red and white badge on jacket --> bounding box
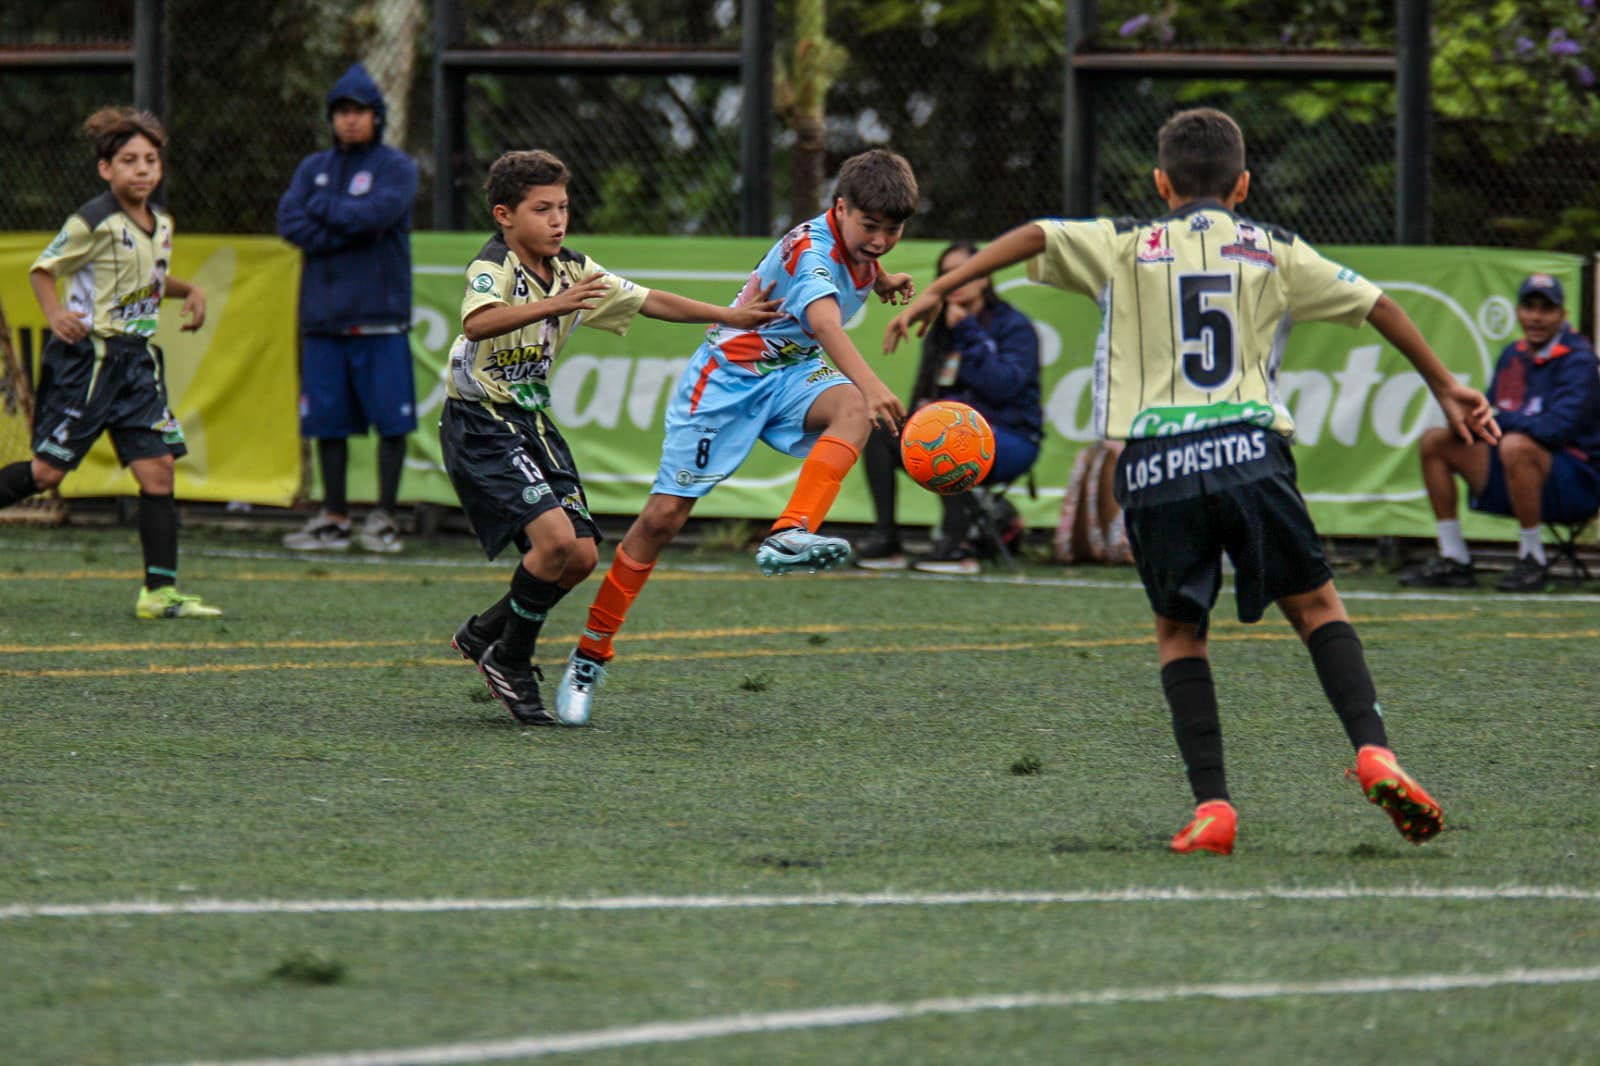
[348,171,373,196]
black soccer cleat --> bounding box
[1397,555,1477,588]
[477,642,557,726]
[452,614,493,664]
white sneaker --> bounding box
[555,649,606,726]
[754,524,853,576]
[283,511,351,551]
[357,509,403,553]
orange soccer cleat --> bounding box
[1171,800,1237,855]
[1355,745,1444,844]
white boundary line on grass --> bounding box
[8,884,1600,920]
[164,965,1600,1066]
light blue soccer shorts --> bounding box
[651,346,854,498]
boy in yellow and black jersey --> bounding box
[0,107,219,620]
[441,149,778,725]
[888,108,1502,855]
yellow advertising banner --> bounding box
[0,233,302,504]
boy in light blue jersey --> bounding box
[555,149,920,725]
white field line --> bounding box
[164,965,1600,1066]
[7,884,1600,921]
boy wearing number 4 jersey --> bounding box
[442,150,780,725]
[887,109,1502,854]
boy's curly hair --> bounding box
[834,149,918,222]
[83,107,166,161]
[485,150,569,213]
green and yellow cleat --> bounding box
[1355,745,1443,844]
[136,586,223,620]
[1171,799,1237,855]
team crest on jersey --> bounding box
[42,227,70,259]
[1188,214,1212,233]
[1220,222,1277,270]
[471,272,495,294]
[349,171,373,196]
[1137,225,1174,264]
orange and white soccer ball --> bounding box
[900,400,995,495]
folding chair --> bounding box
[1544,515,1595,582]
[965,471,1037,573]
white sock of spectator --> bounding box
[1436,519,1470,564]
[1518,527,1547,565]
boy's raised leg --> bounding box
[756,435,858,576]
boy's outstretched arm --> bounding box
[1367,293,1500,445]
[884,222,1047,352]
[640,288,781,331]
[807,296,904,431]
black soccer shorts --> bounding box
[31,335,187,470]
[439,397,601,560]
[1115,424,1332,629]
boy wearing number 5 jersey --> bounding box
[887,108,1502,855]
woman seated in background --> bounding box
[854,240,1043,574]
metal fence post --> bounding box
[134,0,164,117]
[432,0,465,230]
[739,0,775,236]
[1396,0,1431,244]
[1063,0,1097,217]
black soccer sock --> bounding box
[377,435,406,514]
[138,491,179,590]
[499,564,565,662]
[1161,657,1229,804]
[316,437,350,517]
[474,593,513,640]
[862,425,899,536]
[1307,621,1390,751]
[0,461,39,508]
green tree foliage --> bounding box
[1102,0,1600,252]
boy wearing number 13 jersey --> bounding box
[887,108,1503,854]
[440,149,781,725]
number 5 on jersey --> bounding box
[1178,273,1237,392]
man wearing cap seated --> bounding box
[1400,273,1600,593]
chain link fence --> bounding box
[1,0,1597,257]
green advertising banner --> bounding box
[5,225,1577,541]
[399,233,1583,539]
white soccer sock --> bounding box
[1518,527,1547,565]
[1436,519,1470,564]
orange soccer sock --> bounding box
[771,434,859,534]
[576,545,656,662]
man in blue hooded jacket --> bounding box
[278,63,419,553]
[1401,273,1600,592]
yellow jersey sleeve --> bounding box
[571,255,650,336]
[1026,218,1120,298]
[31,215,96,277]
[460,255,517,327]
[1280,239,1382,328]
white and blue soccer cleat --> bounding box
[754,523,853,576]
[555,649,607,726]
